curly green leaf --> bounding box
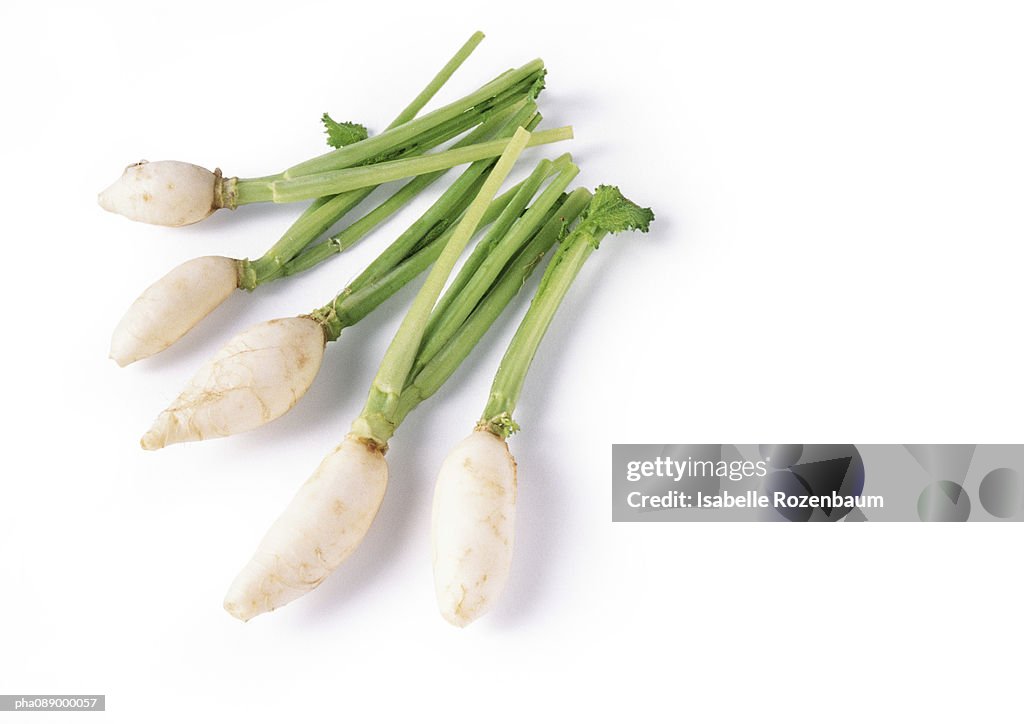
[577,185,655,247]
[322,114,370,149]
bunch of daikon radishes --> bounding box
[100,32,653,628]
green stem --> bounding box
[282,60,544,178]
[263,103,534,283]
[276,103,538,282]
[240,191,370,287]
[352,128,534,449]
[243,109,499,286]
[478,223,607,438]
[314,173,541,338]
[317,107,539,308]
[310,172,521,339]
[422,155,564,335]
[389,31,484,128]
[344,81,529,167]
[412,156,579,375]
[392,188,593,428]
[238,32,487,288]
[234,128,572,205]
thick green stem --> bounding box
[352,127,534,449]
[263,103,535,283]
[233,89,528,192]
[238,32,487,288]
[422,155,565,338]
[234,128,572,205]
[313,173,540,338]
[413,156,579,374]
[309,173,527,340]
[392,188,593,428]
[313,108,540,323]
[282,60,544,178]
[243,110,501,286]
[479,226,607,438]
[276,103,538,282]
[240,191,372,287]
[330,104,530,248]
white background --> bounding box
[1,1,1022,721]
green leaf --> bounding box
[578,185,655,243]
[322,113,369,149]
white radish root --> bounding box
[141,317,325,450]
[110,255,239,367]
[98,160,221,226]
[223,435,388,621]
[432,429,518,627]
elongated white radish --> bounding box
[223,436,387,621]
[98,160,221,226]
[432,429,517,627]
[141,317,325,450]
[110,255,239,367]
[429,186,654,627]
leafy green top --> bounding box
[575,185,655,247]
[321,114,369,149]
[533,186,653,301]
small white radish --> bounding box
[141,317,325,450]
[432,429,517,627]
[110,255,239,367]
[223,435,387,621]
[98,160,224,226]
[428,186,654,627]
